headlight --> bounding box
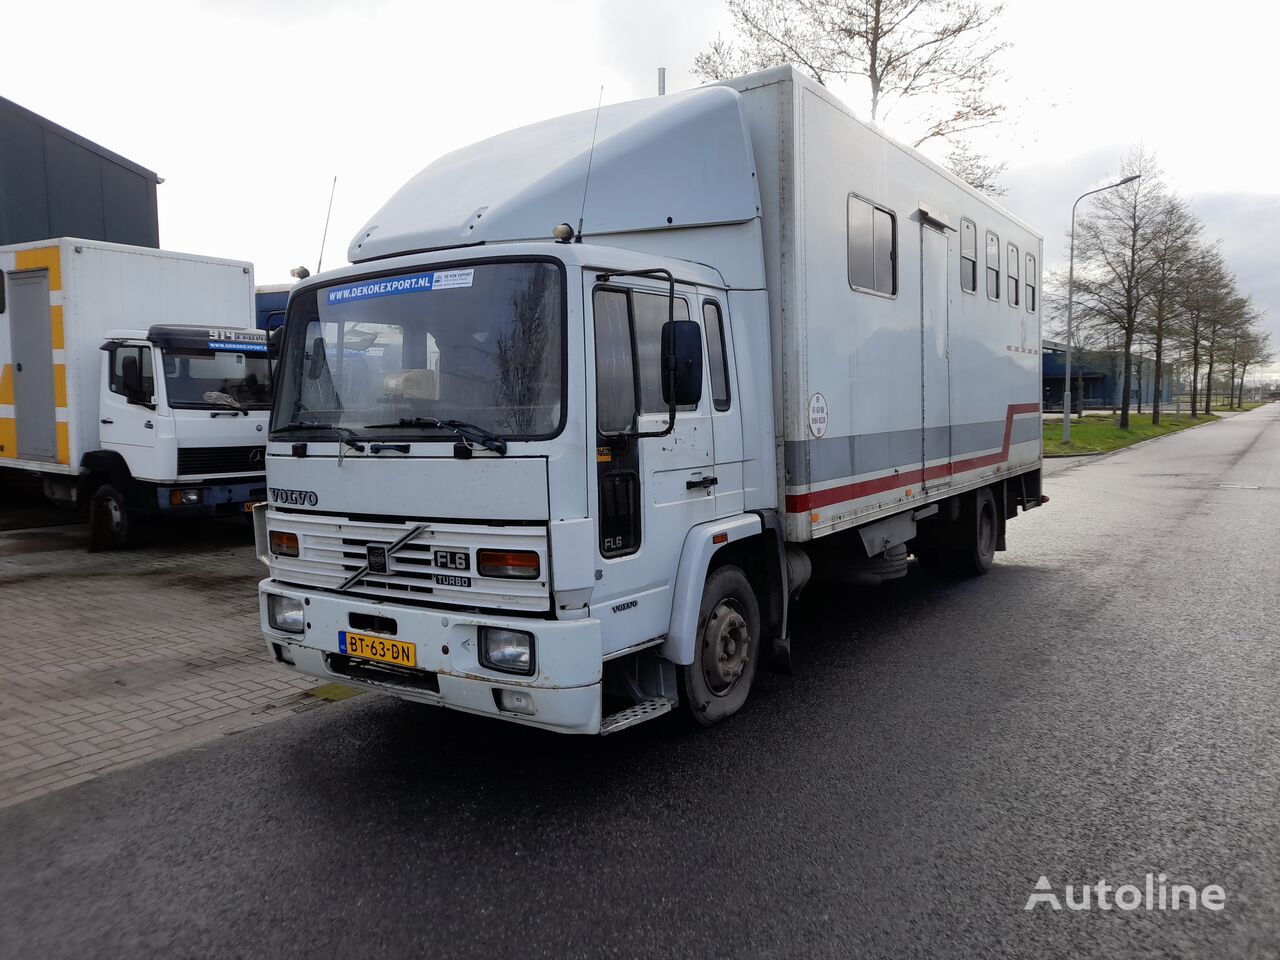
[479,627,535,675]
[169,488,203,505]
[268,594,305,633]
[476,549,540,579]
[269,530,299,557]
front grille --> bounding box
[268,513,551,613]
[326,654,440,693]
[178,445,265,476]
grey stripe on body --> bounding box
[786,415,1039,484]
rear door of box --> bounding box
[9,270,58,462]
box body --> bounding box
[728,70,1043,541]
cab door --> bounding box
[586,275,716,655]
[697,290,745,517]
[99,341,162,479]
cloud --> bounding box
[999,154,1280,360]
[595,0,731,95]
[1190,193,1280,343]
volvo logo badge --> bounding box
[338,524,428,591]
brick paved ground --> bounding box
[0,520,330,809]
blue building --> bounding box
[1042,340,1172,412]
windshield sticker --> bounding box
[207,328,266,343]
[431,269,474,290]
[208,340,268,352]
[326,268,475,306]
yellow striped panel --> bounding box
[56,421,69,464]
[0,364,12,405]
[0,418,14,459]
[14,246,61,290]
[50,305,64,350]
[52,364,67,407]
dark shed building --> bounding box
[0,96,160,248]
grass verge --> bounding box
[1042,413,1213,456]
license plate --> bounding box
[338,630,416,667]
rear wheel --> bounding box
[88,483,135,551]
[952,487,997,576]
[679,565,761,727]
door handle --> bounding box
[686,475,719,490]
[144,421,154,429]
[100,418,114,425]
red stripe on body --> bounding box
[786,402,1040,513]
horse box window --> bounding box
[848,195,897,296]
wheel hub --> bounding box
[701,601,751,696]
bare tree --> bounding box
[693,0,1010,192]
[945,141,1007,196]
[1170,243,1230,419]
[1068,148,1165,429]
[1138,194,1200,424]
[1221,308,1269,409]
[1202,292,1249,415]
[1235,328,1272,406]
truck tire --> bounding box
[952,487,997,576]
[88,483,135,551]
[679,564,761,727]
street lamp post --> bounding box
[1062,174,1140,443]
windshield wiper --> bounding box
[365,417,508,455]
[275,421,366,452]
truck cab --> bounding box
[85,324,271,547]
[258,244,768,734]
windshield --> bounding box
[271,260,564,439]
[162,347,272,409]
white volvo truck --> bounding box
[0,238,270,548]
[256,67,1044,734]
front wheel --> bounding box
[679,565,761,727]
[88,483,135,551]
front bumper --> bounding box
[154,478,267,516]
[258,580,603,734]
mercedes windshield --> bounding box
[272,260,565,441]
[147,327,273,411]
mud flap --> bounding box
[765,632,793,674]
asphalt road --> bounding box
[3,406,1277,960]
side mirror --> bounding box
[269,326,285,361]
[661,319,703,407]
[120,354,146,404]
[306,336,326,380]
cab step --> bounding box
[600,697,676,735]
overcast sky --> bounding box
[2,0,1276,372]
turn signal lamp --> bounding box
[477,549,540,580]
[269,530,300,557]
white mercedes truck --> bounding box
[0,238,270,549]
[256,67,1044,734]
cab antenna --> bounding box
[576,87,604,243]
[317,175,337,273]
